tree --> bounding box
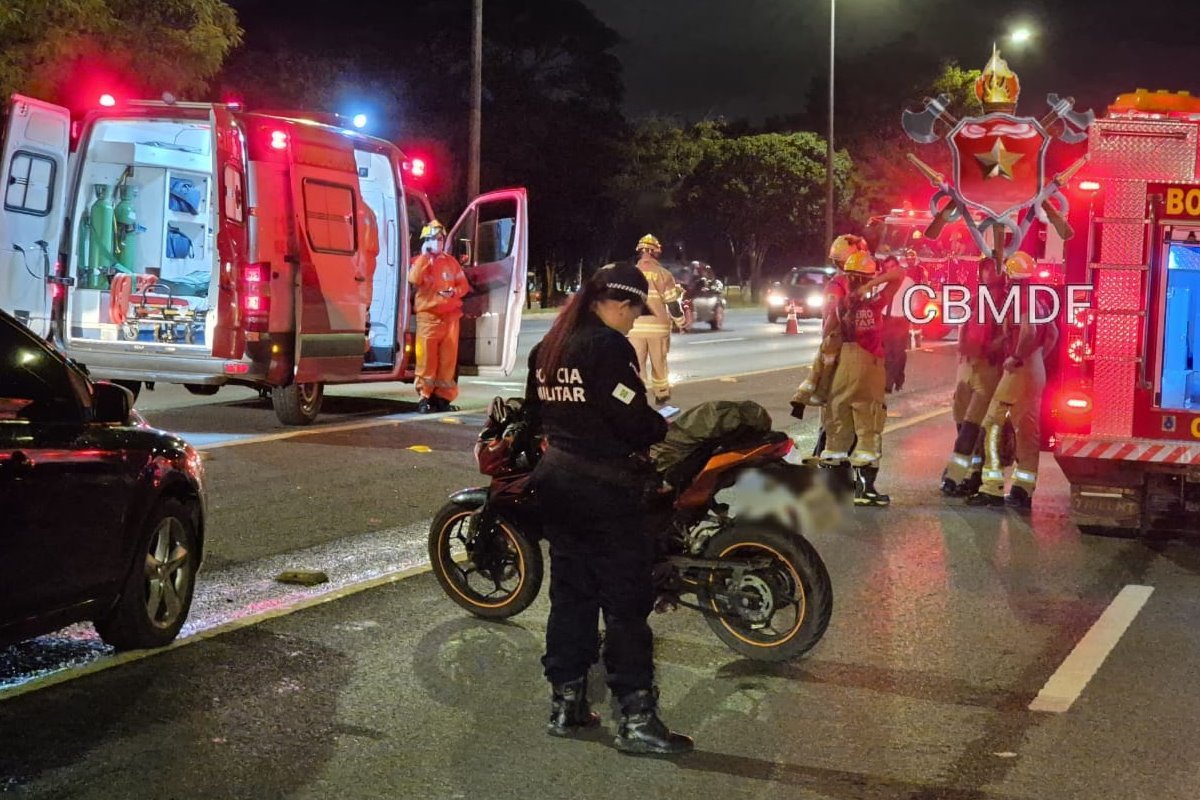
[681,132,854,299]
[0,0,242,105]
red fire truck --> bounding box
[0,94,528,424]
[1049,88,1200,532]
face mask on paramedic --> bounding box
[423,236,445,254]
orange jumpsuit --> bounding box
[408,252,470,402]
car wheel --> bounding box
[768,312,779,323]
[94,497,199,650]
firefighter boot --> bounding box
[614,689,693,756]
[821,461,856,499]
[1005,486,1033,511]
[965,490,1005,507]
[547,677,600,737]
[961,471,982,497]
[417,396,433,414]
[854,467,890,507]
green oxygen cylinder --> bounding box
[114,184,139,274]
[87,184,115,288]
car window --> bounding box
[0,319,89,422]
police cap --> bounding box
[595,262,654,315]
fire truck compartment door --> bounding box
[288,142,370,384]
[448,188,528,376]
[0,96,70,338]
[210,105,248,360]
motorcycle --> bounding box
[428,398,840,662]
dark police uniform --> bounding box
[525,311,668,698]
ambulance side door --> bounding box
[447,188,528,376]
[0,96,70,338]
[211,106,249,360]
[288,131,369,383]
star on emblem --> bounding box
[974,137,1024,180]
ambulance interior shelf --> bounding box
[1159,235,1200,410]
[67,119,216,348]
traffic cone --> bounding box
[784,300,799,335]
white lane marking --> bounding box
[882,406,951,434]
[471,380,526,387]
[684,337,748,346]
[192,409,476,451]
[1029,584,1155,713]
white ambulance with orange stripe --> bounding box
[0,93,528,424]
[1049,89,1200,532]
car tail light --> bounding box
[240,262,270,332]
[224,361,250,375]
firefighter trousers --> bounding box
[821,343,886,468]
[980,354,1046,497]
[415,311,461,402]
[630,333,671,400]
[533,464,656,697]
[945,357,1001,483]
[792,331,841,407]
[883,316,910,391]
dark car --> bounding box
[1,310,206,649]
[766,266,836,322]
[667,262,727,331]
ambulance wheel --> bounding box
[185,384,220,397]
[272,382,323,425]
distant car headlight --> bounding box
[768,294,786,307]
[806,293,824,308]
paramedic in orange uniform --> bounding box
[408,221,471,413]
[357,202,381,352]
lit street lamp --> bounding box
[1009,26,1034,45]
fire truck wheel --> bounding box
[94,497,199,650]
[272,382,324,425]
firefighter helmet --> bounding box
[1004,251,1037,280]
[420,220,447,240]
[828,234,866,265]
[636,234,662,254]
[902,248,919,263]
[843,251,878,276]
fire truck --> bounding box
[1049,88,1200,533]
[0,94,528,424]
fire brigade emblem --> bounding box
[900,45,1095,261]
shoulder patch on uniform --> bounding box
[612,383,636,404]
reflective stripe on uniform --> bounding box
[820,450,849,461]
[951,454,972,468]
[970,456,983,466]
[1013,469,1037,483]
[850,452,880,466]
[983,469,1005,481]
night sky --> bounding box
[580,0,1199,122]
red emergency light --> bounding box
[411,158,426,177]
[270,130,288,150]
[1078,180,1101,192]
[240,263,271,332]
[98,94,116,107]
[1060,392,1093,414]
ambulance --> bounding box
[1049,89,1200,532]
[0,94,528,424]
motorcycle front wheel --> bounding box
[700,523,832,662]
[428,501,543,619]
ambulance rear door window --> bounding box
[302,179,357,255]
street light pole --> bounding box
[825,0,835,249]
[468,0,483,200]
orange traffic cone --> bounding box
[784,300,799,335]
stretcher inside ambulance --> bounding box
[0,95,528,424]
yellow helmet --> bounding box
[636,234,662,253]
[828,234,866,265]
[1004,250,1037,280]
[843,251,878,276]
[420,220,447,240]
[902,247,919,262]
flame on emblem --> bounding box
[975,44,1021,111]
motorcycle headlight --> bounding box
[768,294,786,306]
[806,293,824,308]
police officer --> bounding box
[820,251,906,505]
[941,257,1007,496]
[967,251,1058,509]
[627,235,686,404]
[524,262,693,756]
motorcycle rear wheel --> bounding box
[429,501,543,619]
[700,523,832,662]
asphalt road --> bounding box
[4,310,1200,798]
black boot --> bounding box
[1005,486,1033,510]
[614,689,693,755]
[547,678,600,737]
[821,461,856,499]
[854,466,890,506]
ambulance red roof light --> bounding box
[98,94,116,107]
[270,130,288,150]
[411,158,426,177]
[1079,180,1101,192]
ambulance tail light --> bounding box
[240,262,271,332]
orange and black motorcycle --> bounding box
[428,398,838,662]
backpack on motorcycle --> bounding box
[650,400,773,489]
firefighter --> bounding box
[941,257,1007,496]
[967,251,1058,509]
[819,251,906,506]
[408,221,471,413]
[524,262,693,755]
[882,249,921,393]
[357,202,381,353]
[790,233,869,418]
[627,234,686,404]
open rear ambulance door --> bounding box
[0,96,70,338]
[448,188,528,376]
[210,105,249,360]
[287,128,371,385]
